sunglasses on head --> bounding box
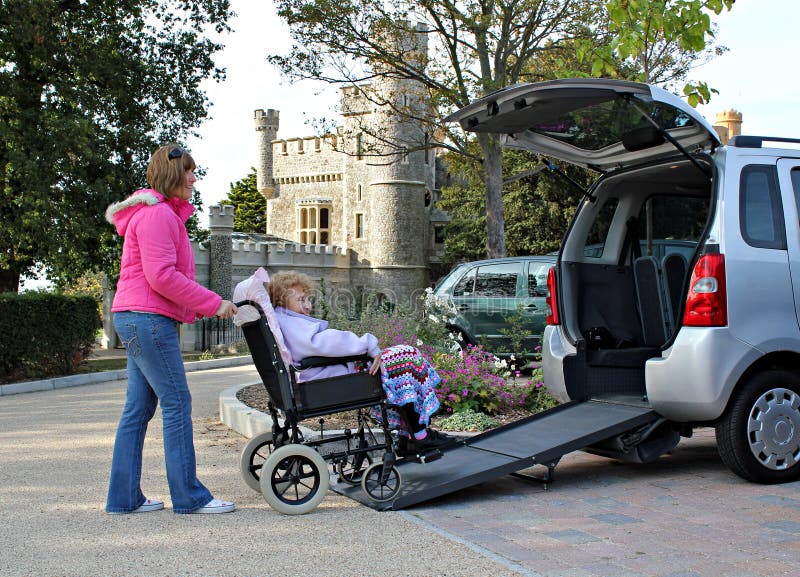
[168,147,188,160]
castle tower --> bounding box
[714,109,742,145]
[254,109,279,196]
[343,23,433,301]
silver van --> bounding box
[447,78,800,483]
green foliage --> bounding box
[224,168,266,233]
[437,409,498,432]
[580,0,734,99]
[438,149,586,264]
[0,292,101,381]
[186,188,211,244]
[316,287,559,420]
[0,0,232,290]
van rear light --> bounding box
[546,266,559,325]
[683,254,727,327]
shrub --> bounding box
[315,290,559,418]
[437,408,498,432]
[0,292,100,381]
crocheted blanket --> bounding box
[364,344,441,434]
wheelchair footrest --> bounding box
[412,448,442,464]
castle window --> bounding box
[297,139,304,154]
[357,183,363,202]
[434,224,445,244]
[424,133,430,165]
[315,137,321,151]
[297,200,333,245]
[400,146,409,164]
[355,213,364,239]
[355,133,363,160]
[281,141,287,155]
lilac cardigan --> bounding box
[274,307,381,382]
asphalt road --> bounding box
[0,365,521,577]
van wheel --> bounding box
[716,370,800,484]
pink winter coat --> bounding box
[106,189,221,323]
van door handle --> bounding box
[456,304,470,311]
[523,304,537,310]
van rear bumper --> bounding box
[646,327,760,422]
[542,325,574,404]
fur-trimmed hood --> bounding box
[105,189,195,236]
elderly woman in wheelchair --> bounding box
[233,268,453,514]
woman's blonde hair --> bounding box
[268,271,314,308]
[146,143,197,198]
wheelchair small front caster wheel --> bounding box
[260,444,330,515]
[336,452,374,485]
[361,462,402,503]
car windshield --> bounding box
[530,98,694,151]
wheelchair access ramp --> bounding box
[333,400,658,511]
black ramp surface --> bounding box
[333,400,657,510]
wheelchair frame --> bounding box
[236,300,406,514]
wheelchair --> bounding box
[235,301,442,514]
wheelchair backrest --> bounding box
[238,302,295,412]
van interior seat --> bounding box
[633,256,669,346]
[661,253,688,328]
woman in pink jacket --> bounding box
[105,144,237,515]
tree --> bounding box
[270,0,730,261]
[581,0,734,105]
[0,0,233,293]
[270,0,602,260]
[438,146,587,264]
[223,168,266,233]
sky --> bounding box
[186,0,800,226]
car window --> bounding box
[528,262,552,297]
[790,167,800,221]
[452,267,476,296]
[584,197,619,258]
[474,262,521,297]
[636,195,707,256]
[739,164,786,250]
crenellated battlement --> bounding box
[254,108,279,129]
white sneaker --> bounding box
[191,498,235,514]
[108,498,164,514]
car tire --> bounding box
[716,369,800,484]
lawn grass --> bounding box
[75,352,244,374]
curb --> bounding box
[0,355,253,397]
[219,382,272,438]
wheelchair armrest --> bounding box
[298,354,373,369]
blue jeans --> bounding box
[106,312,213,513]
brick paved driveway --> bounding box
[403,429,800,577]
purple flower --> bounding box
[462,388,469,397]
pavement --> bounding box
[2,363,800,576]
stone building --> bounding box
[254,23,449,309]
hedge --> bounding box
[0,292,101,382]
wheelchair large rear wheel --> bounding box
[361,462,402,503]
[239,432,278,492]
[260,444,330,515]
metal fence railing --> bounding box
[199,317,244,351]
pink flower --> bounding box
[462,388,469,397]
